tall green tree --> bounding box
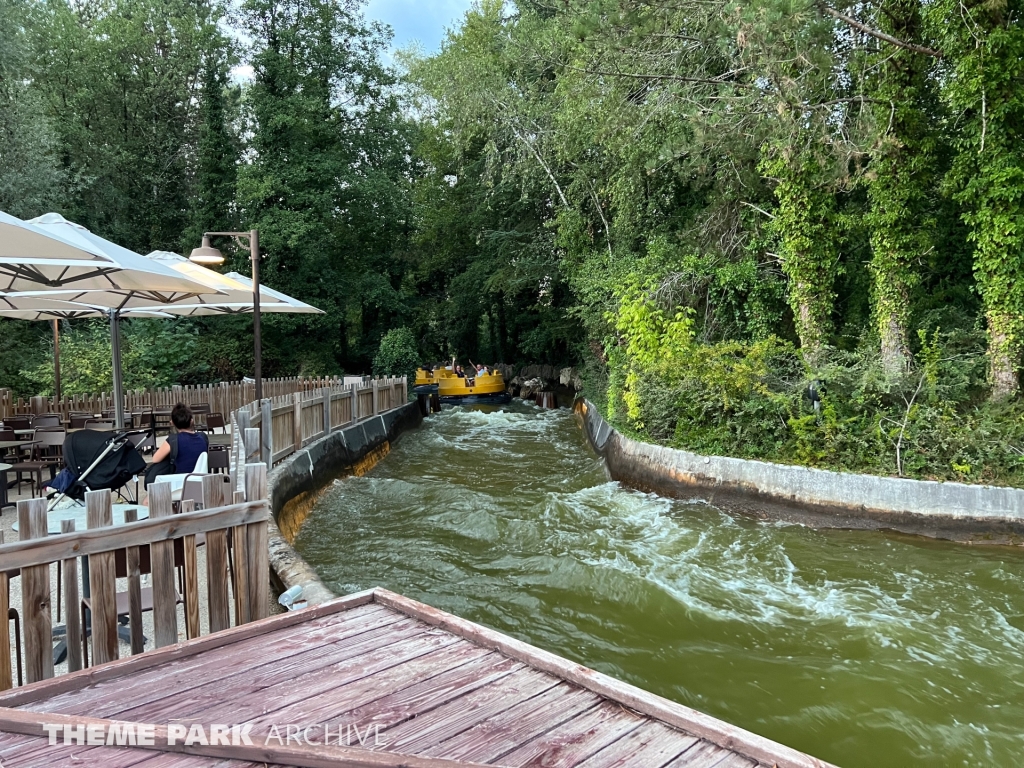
[236,0,414,373]
[183,54,239,252]
[30,0,229,251]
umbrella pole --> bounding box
[109,309,125,429]
[52,319,62,406]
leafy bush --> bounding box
[372,327,421,386]
[605,287,1024,487]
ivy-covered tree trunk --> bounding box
[931,1,1024,397]
[761,146,838,366]
[865,0,933,378]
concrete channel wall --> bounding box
[576,400,1024,543]
[265,402,423,603]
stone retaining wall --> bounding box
[575,400,1024,544]
[265,402,423,603]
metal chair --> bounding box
[2,417,30,432]
[208,446,230,474]
[11,427,65,496]
[69,415,92,429]
[203,413,226,434]
[32,414,61,428]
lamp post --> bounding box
[190,230,263,402]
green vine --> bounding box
[864,0,934,376]
[930,1,1024,396]
[759,144,839,365]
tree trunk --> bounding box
[879,312,911,377]
[988,316,1020,399]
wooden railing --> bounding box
[229,377,408,473]
[0,464,270,689]
[0,376,353,420]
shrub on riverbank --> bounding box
[603,292,1024,488]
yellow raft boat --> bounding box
[437,370,511,405]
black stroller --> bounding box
[48,428,148,509]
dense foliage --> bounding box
[1,0,1022,485]
[402,0,1024,485]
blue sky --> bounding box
[365,0,474,54]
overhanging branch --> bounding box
[817,3,943,58]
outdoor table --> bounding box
[0,439,39,469]
[0,439,39,451]
[12,502,150,535]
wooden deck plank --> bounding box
[31,603,399,715]
[130,756,269,768]
[380,668,562,754]
[117,624,457,724]
[335,652,526,732]
[0,736,158,768]
[572,721,699,768]
[241,642,500,738]
[421,685,600,763]
[496,701,649,768]
[665,740,755,768]
[0,589,377,713]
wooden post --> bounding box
[244,463,270,622]
[59,520,83,673]
[123,508,144,655]
[147,483,178,648]
[203,476,231,633]
[260,398,272,467]
[292,391,302,451]
[372,379,380,416]
[231,518,251,625]
[18,499,53,683]
[244,428,260,464]
[322,387,331,435]
[0,531,10,690]
[85,490,117,666]
[180,499,200,640]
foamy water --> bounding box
[296,403,1024,767]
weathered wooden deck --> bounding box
[0,589,835,768]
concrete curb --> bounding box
[265,403,424,603]
[574,400,1024,543]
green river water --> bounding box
[294,404,1024,767]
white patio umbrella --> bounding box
[0,211,114,292]
[1,214,222,427]
[117,260,324,316]
[0,297,173,321]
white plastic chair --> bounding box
[150,452,208,500]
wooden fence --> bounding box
[0,464,270,690]
[0,376,356,421]
[229,377,408,474]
